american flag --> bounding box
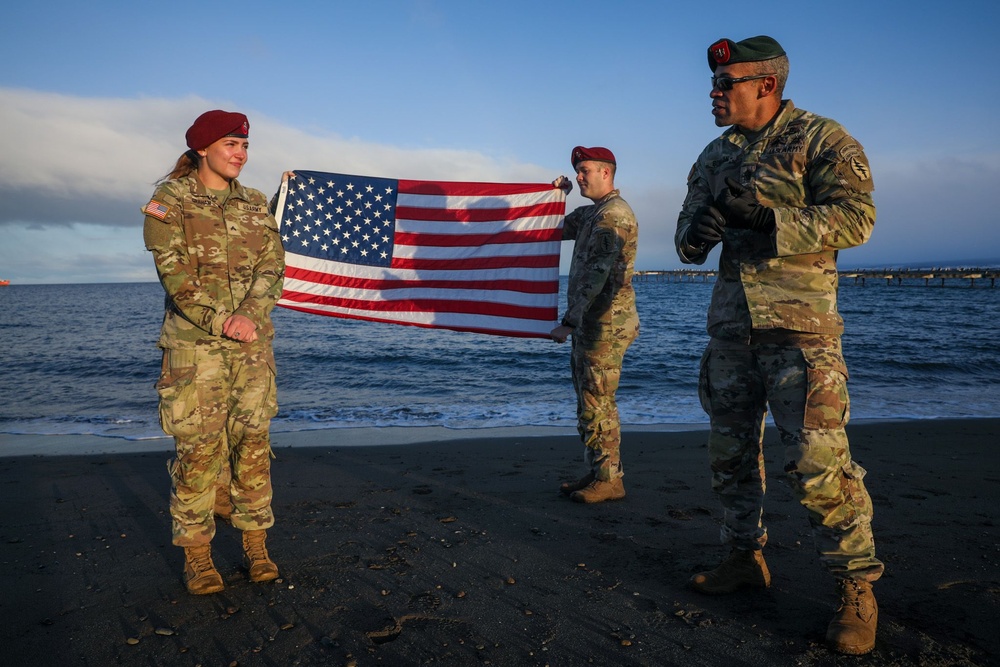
[274,170,566,338]
[143,200,169,220]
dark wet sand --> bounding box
[1,419,997,666]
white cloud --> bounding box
[0,87,563,283]
[0,89,195,200]
[0,87,552,229]
[1,87,996,285]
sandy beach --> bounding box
[1,419,997,666]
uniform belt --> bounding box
[749,329,795,345]
[749,329,837,347]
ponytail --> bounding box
[156,150,200,184]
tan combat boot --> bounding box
[242,530,279,582]
[690,548,771,595]
[183,545,224,595]
[570,477,626,504]
[827,579,878,655]
[214,485,233,523]
[560,471,595,495]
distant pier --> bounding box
[842,268,998,288]
[635,268,997,287]
[634,270,717,282]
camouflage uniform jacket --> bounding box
[142,174,285,349]
[675,100,875,340]
[562,189,639,339]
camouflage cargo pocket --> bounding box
[258,355,279,423]
[838,460,872,525]
[697,347,713,416]
[801,347,850,430]
[155,349,199,437]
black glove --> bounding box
[685,205,726,247]
[716,177,775,233]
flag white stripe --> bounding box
[395,214,564,235]
[396,190,562,209]
[392,241,559,259]
[285,251,557,281]
[282,277,556,307]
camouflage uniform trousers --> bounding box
[697,332,883,581]
[157,343,278,547]
[571,330,636,482]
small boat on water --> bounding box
[0,279,9,286]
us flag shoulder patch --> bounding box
[144,200,170,220]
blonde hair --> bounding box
[157,150,200,184]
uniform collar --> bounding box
[185,172,249,202]
[595,188,621,205]
[724,99,796,146]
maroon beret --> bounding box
[185,110,250,150]
[571,145,616,167]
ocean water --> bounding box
[1,278,998,445]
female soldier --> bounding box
[142,110,285,595]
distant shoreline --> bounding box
[3,263,1000,287]
[2,416,997,457]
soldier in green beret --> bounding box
[675,36,883,654]
[142,110,286,595]
[551,146,640,504]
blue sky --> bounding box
[1,0,997,284]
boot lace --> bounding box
[837,579,871,616]
[244,534,269,563]
[189,548,215,574]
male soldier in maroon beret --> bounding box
[675,35,882,654]
[551,147,639,503]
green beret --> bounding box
[708,35,785,71]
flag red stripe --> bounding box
[389,254,558,270]
[276,302,551,338]
[394,227,562,247]
[396,201,564,223]
[398,180,556,196]
[284,265,558,294]
[279,289,556,320]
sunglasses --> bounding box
[711,73,774,91]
